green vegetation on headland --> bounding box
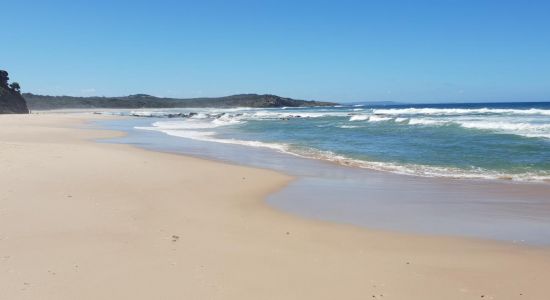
[0,70,29,114]
[24,93,337,110]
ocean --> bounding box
[116,101,550,182]
[97,102,550,244]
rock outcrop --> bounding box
[0,70,29,114]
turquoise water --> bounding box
[120,102,550,182]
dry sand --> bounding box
[1,113,549,300]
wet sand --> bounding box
[102,117,550,245]
[1,113,550,299]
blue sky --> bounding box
[2,0,549,102]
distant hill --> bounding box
[0,70,29,114]
[24,93,337,110]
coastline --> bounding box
[100,116,550,245]
[2,113,550,299]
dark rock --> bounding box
[0,70,29,114]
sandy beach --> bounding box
[1,113,550,300]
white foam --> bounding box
[349,114,393,122]
[394,117,408,123]
[373,107,550,116]
[128,105,550,182]
[303,150,549,181]
[280,146,550,182]
[211,114,245,126]
[368,115,392,122]
[135,122,550,182]
[349,115,369,121]
[247,111,347,119]
[137,115,290,153]
[129,110,170,117]
[138,125,289,152]
[457,121,550,138]
[149,115,245,131]
[397,117,550,139]
[407,118,448,126]
[458,120,549,131]
[189,113,209,119]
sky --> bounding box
[2,0,550,103]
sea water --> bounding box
[97,102,550,244]
[117,101,550,182]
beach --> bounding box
[2,113,550,300]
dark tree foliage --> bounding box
[0,69,29,114]
[0,70,9,88]
[9,82,21,93]
[23,93,338,110]
[0,70,22,93]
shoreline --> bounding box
[79,114,550,249]
[2,113,550,299]
[92,104,550,183]
[35,107,550,184]
[98,115,550,245]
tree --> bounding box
[9,82,21,93]
[0,70,9,88]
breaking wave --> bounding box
[122,102,550,183]
[372,107,550,116]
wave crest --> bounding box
[372,107,550,116]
